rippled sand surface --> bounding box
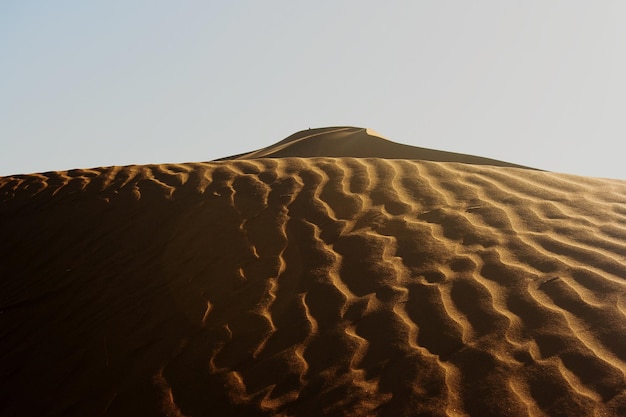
[1,128,625,416]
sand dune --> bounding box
[1,128,625,416]
[217,126,533,169]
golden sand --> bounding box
[1,127,625,416]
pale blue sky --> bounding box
[2,1,625,179]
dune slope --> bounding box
[1,132,626,417]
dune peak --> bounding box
[217,126,533,169]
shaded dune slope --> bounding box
[217,126,533,169]
[1,134,626,417]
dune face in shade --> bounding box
[1,128,625,417]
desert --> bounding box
[1,127,625,416]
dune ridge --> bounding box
[1,151,625,416]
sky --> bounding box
[2,1,626,179]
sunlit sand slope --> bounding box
[1,158,625,417]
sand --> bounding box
[1,127,625,416]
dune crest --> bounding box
[1,130,625,416]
